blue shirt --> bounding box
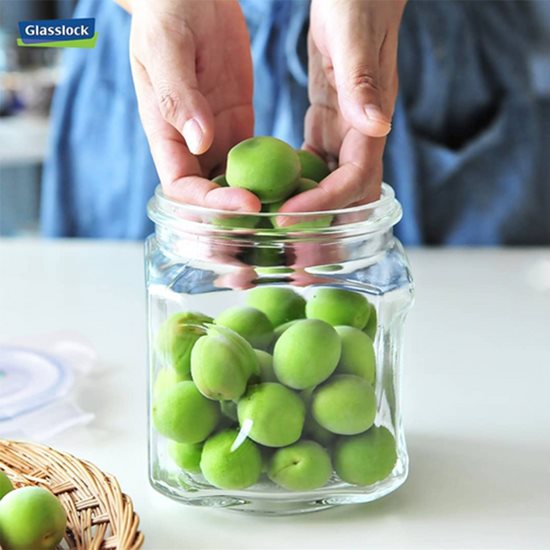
[41,0,550,244]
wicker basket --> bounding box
[0,440,144,550]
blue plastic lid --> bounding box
[0,346,73,421]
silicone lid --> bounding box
[0,346,73,420]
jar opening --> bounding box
[147,183,402,238]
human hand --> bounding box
[280,0,406,218]
[129,0,261,212]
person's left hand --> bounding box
[278,0,406,221]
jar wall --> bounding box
[145,231,414,514]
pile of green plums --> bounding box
[212,136,333,229]
[152,286,397,492]
[0,473,67,550]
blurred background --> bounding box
[0,0,549,244]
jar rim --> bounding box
[148,182,402,236]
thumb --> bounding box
[329,31,391,138]
[141,22,214,155]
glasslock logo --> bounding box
[17,18,98,48]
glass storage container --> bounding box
[146,183,414,514]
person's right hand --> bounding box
[129,0,261,212]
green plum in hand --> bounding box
[297,150,330,182]
[226,137,300,203]
[334,426,397,486]
[0,487,66,550]
[200,429,262,489]
[268,440,332,491]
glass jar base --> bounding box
[149,467,408,516]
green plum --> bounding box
[200,429,262,489]
[246,287,306,327]
[156,312,212,378]
[237,383,305,447]
[0,487,67,550]
[168,441,203,474]
[254,349,277,382]
[297,150,330,182]
[226,136,300,203]
[303,413,335,447]
[335,326,376,383]
[306,288,371,329]
[153,367,187,399]
[273,319,341,389]
[364,304,378,340]
[334,426,397,486]
[212,174,228,187]
[268,440,332,491]
[191,324,259,400]
[220,400,238,422]
[215,306,273,349]
[0,472,13,500]
[152,381,220,443]
[312,375,376,435]
[271,320,300,345]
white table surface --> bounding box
[0,240,549,549]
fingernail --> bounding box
[183,118,203,154]
[364,105,392,135]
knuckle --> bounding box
[348,68,380,93]
[157,87,181,123]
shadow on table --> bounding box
[208,433,548,527]
[303,433,549,524]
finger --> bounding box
[327,17,391,137]
[131,58,260,212]
[278,130,384,223]
[134,19,215,155]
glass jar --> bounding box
[146,183,414,515]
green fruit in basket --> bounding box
[297,150,330,182]
[364,304,378,340]
[153,367,188,399]
[312,375,376,435]
[215,306,273,350]
[334,426,397,486]
[226,137,300,203]
[254,349,277,382]
[306,288,371,329]
[168,441,203,474]
[191,325,259,400]
[237,383,305,447]
[246,287,306,327]
[212,174,228,187]
[335,326,376,384]
[152,381,220,443]
[268,440,332,491]
[0,472,13,500]
[273,319,341,389]
[200,428,262,489]
[156,312,212,379]
[0,486,67,550]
